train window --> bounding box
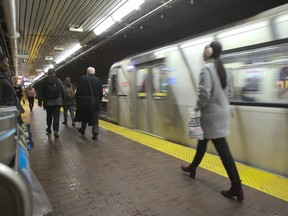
[152,65,168,98]
[137,68,148,97]
[222,43,288,106]
[110,74,117,95]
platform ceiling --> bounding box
[0,0,287,83]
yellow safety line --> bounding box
[99,120,288,202]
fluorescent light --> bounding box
[55,43,82,64]
[217,21,268,39]
[180,36,213,48]
[93,17,115,35]
[112,0,145,21]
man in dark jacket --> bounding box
[75,67,103,140]
[0,53,17,106]
[38,68,66,138]
[0,52,24,124]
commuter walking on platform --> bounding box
[62,77,76,126]
[75,67,103,140]
[181,41,244,201]
[26,84,36,112]
[14,85,23,103]
[0,52,25,124]
[38,68,66,138]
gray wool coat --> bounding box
[195,60,233,139]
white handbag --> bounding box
[188,108,203,140]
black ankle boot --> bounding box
[221,180,244,201]
[180,164,196,179]
[77,127,85,135]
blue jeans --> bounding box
[63,104,75,123]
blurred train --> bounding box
[106,4,288,177]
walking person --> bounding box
[38,68,66,138]
[14,84,23,104]
[0,52,24,124]
[26,84,36,112]
[180,41,244,201]
[75,67,103,140]
[62,77,76,126]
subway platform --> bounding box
[21,104,288,216]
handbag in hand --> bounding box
[187,108,203,140]
[76,76,95,111]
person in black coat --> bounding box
[75,67,103,140]
[0,53,17,106]
[0,52,23,124]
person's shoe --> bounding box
[221,180,244,201]
[77,127,85,135]
[54,131,60,138]
[72,122,75,127]
[46,128,52,134]
[180,164,196,179]
[62,121,67,125]
[92,133,98,140]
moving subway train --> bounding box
[106,5,288,177]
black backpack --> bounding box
[44,76,60,98]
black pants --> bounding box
[46,105,61,132]
[191,138,240,182]
[79,110,99,136]
[28,96,34,110]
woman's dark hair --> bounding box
[210,41,226,89]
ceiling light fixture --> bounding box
[112,0,145,21]
[93,17,115,35]
[93,0,145,36]
[55,43,82,64]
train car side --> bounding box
[107,5,288,177]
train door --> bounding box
[135,61,168,136]
[107,66,132,127]
[117,67,131,127]
[107,68,118,123]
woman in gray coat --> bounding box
[181,41,244,201]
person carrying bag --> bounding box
[74,67,103,140]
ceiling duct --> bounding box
[2,0,20,76]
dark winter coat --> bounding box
[74,74,103,125]
[0,71,17,106]
[38,75,66,107]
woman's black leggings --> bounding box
[191,138,240,182]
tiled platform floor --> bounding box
[22,105,288,216]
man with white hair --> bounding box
[75,66,103,140]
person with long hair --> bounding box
[181,41,244,201]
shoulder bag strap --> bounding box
[86,76,94,97]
